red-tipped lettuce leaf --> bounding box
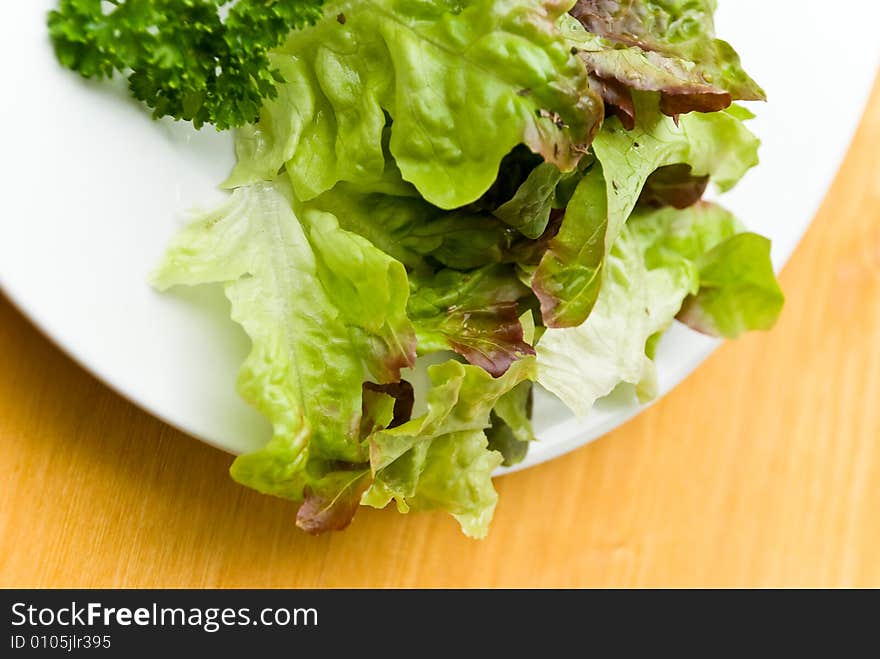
[297,470,373,535]
[566,1,765,121]
[408,265,536,377]
[531,93,760,329]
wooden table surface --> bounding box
[2,79,879,589]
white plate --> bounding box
[1,1,878,471]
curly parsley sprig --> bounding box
[48,0,324,129]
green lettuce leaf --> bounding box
[537,201,781,415]
[637,201,785,337]
[537,211,694,415]
[408,265,535,377]
[487,381,535,466]
[363,381,416,430]
[296,468,374,534]
[677,234,785,338]
[306,180,515,272]
[485,418,529,468]
[530,162,607,328]
[296,385,400,534]
[225,0,602,209]
[472,145,546,211]
[152,179,417,531]
[493,381,535,444]
[363,358,536,538]
[532,93,760,327]
[492,162,565,239]
[566,1,764,120]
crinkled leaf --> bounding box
[632,203,783,338]
[401,213,516,271]
[363,381,416,430]
[474,145,547,212]
[636,200,743,263]
[533,93,759,327]
[493,163,565,239]
[307,180,515,272]
[152,179,416,506]
[596,94,759,237]
[504,208,566,267]
[493,381,535,444]
[487,381,535,467]
[532,163,608,327]
[363,358,536,538]
[408,265,536,377]
[297,469,373,534]
[566,1,764,120]
[296,384,400,534]
[678,234,785,338]
[537,214,695,415]
[537,201,781,415]
[306,181,432,270]
[486,419,529,468]
[226,0,602,209]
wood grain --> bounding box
[2,77,878,589]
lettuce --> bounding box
[537,202,782,415]
[408,265,535,376]
[629,202,785,338]
[363,358,536,538]
[639,164,710,210]
[226,0,602,209]
[677,234,785,338]
[152,179,416,531]
[532,93,760,328]
[148,0,782,537]
[566,1,764,122]
[487,381,535,466]
[492,163,566,239]
[306,180,514,271]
